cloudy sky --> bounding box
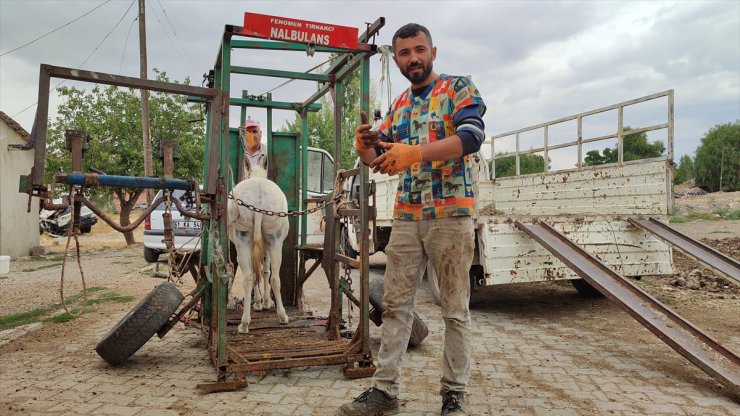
[1,0,738,167]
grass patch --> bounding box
[724,208,740,220]
[670,215,688,224]
[710,230,732,234]
[656,295,677,305]
[0,286,132,330]
[0,308,53,329]
[22,263,62,273]
[30,255,64,262]
[686,211,722,221]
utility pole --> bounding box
[719,147,725,192]
[138,0,153,206]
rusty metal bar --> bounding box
[515,220,740,397]
[629,218,740,283]
[81,195,165,233]
[339,167,361,178]
[45,64,216,97]
[228,354,349,373]
[158,284,206,338]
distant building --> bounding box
[0,111,40,257]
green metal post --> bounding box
[359,55,371,355]
[333,81,344,317]
[300,112,309,246]
[214,32,232,370]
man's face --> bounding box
[245,126,261,151]
[392,32,436,86]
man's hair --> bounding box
[392,23,432,50]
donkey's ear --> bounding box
[244,155,253,175]
[258,154,268,170]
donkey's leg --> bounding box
[261,255,275,309]
[266,242,289,324]
[234,231,255,333]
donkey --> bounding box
[227,155,289,333]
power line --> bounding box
[146,0,195,74]
[11,0,137,119]
[0,0,113,57]
[119,15,138,74]
[156,0,198,73]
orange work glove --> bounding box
[355,111,380,152]
[371,141,423,175]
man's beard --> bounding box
[402,61,433,84]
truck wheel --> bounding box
[368,277,428,348]
[570,279,605,298]
[144,247,160,263]
[95,282,184,366]
[425,262,441,306]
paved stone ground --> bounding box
[0,249,738,415]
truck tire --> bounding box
[143,247,160,264]
[95,282,184,366]
[570,279,605,298]
[368,277,428,348]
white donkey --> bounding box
[227,155,289,333]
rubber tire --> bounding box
[95,282,184,366]
[368,277,428,348]
[425,262,441,306]
[143,247,160,264]
[570,279,605,298]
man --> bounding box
[339,23,486,416]
[239,116,267,179]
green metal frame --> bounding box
[199,18,384,381]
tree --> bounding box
[46,70,205,244]
[493,153,548,177]
[584,127,665,166]
[282,63,379,169]
[694,121,739,192]
[673,154,695,185]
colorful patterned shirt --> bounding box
[377,74,486,220]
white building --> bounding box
[0,112,40,257]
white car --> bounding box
[143,189,202,263]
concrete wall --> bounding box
[0,114,40,258]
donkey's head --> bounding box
[245,154,268,179]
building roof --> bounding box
[0,111,31,142]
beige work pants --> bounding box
[373,216,475,398]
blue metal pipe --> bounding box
[56,172,195,191]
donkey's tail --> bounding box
[252,211,265,285]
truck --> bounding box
[342,91,676,304]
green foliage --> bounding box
[694,121,739,192]
[673,154,695,185]
[584,127,665,166]
[282,62,379,169]
[46,70,205,243]
[493,153,548,177]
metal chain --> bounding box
[344,263,353,327]
[228,171,348,217]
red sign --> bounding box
[241,12,359,49]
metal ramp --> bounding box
[515,220,740,398]
[628,217,740,283]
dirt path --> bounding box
[0,217,738,414]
